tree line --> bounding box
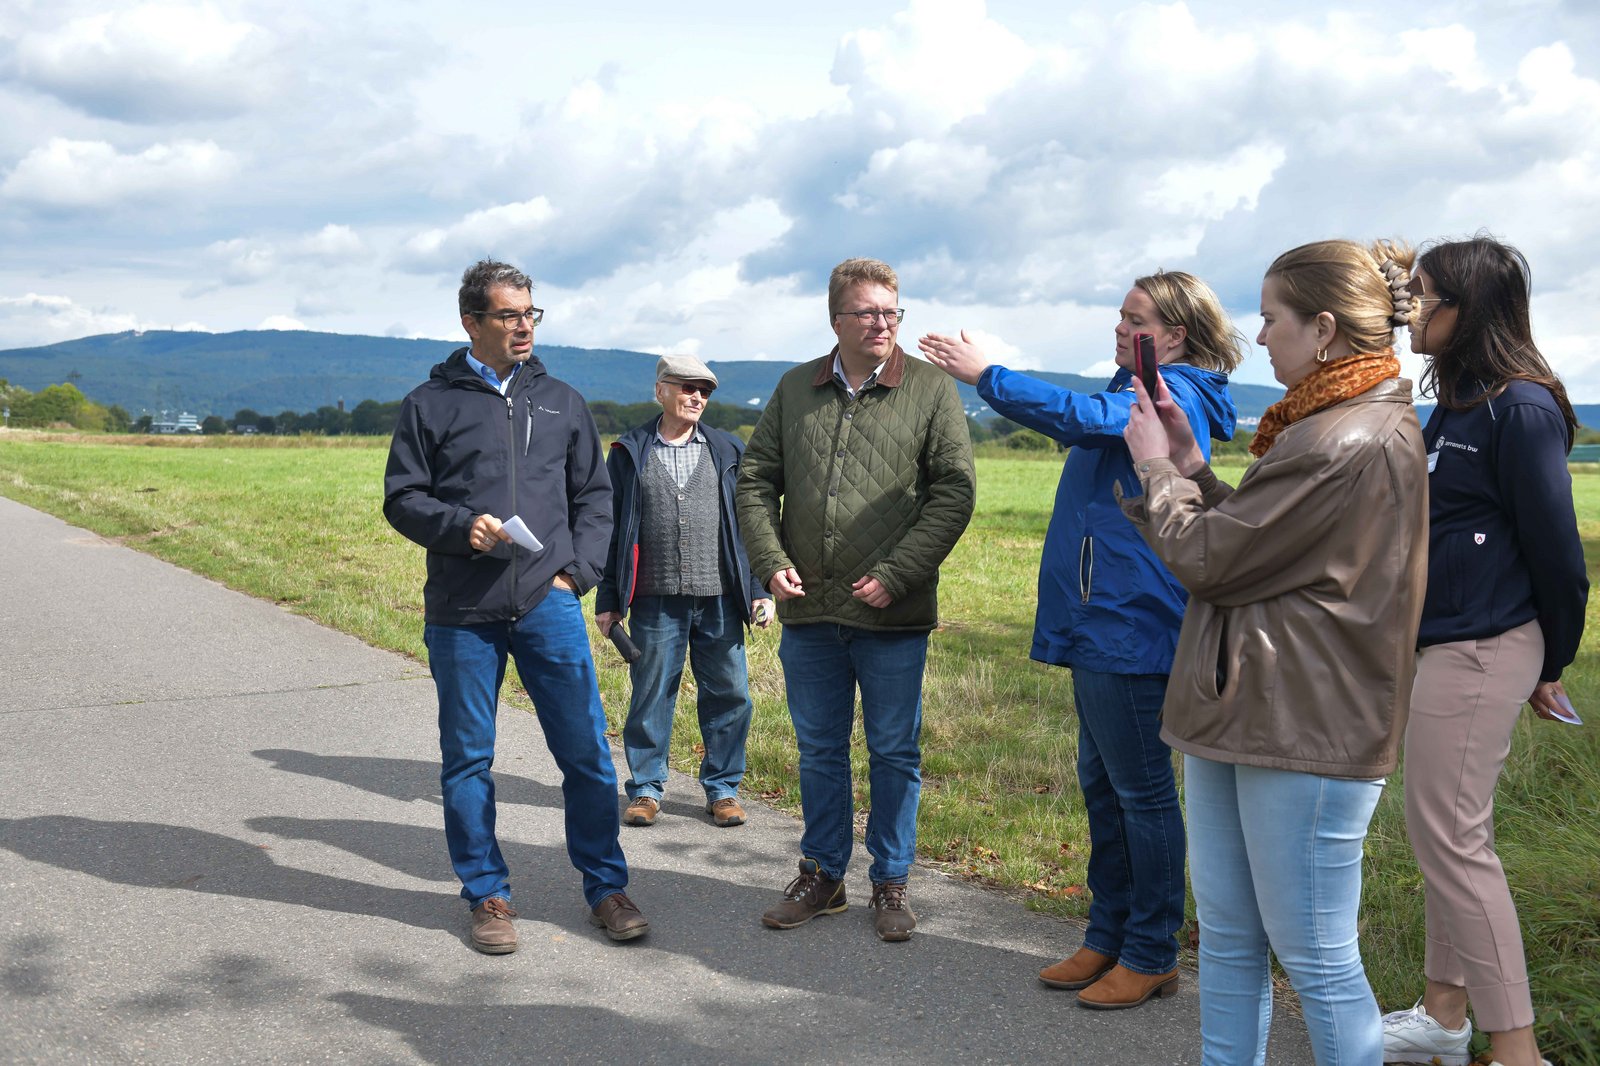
[1,377,1267,452]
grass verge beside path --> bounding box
[2,429,1596,1063]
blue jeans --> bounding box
[1071,668,1186,975]
[778,623,928,884]
[622,594,753,803]
[1185,754,1384,1066]
[424,588,629,910]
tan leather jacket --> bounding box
[1120,378,1428,778]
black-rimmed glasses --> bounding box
[474,307,545,328]
[834,308,905,325]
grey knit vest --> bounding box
[635,448,723,597]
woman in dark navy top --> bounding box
[1381,237,1587,1066]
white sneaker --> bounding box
[1381,999,1472,1066]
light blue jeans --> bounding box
[1184,755,1384,1066]
[622,593,752,804]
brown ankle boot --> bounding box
[1039,946,1116,989]
[1076,964,1179,1010]
[761,858,847,929]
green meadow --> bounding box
[2,431,1596,1062]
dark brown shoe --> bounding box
[869,881,916,942]
[469,897,518,955]
[623,796,659,826]
[1039,946,1116,989]
[1076,964,1180,1010]
[706,797,746,827]
[589,892,649,941]
[761,859,847,929]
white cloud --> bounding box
[9,2,276,121]
[0,138,236,208]
[256,314,305,331]
[0,292,209,348]
[397,199,557,271]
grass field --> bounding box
[2,429,1596,1062]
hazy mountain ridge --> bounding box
[9,327,1584,428]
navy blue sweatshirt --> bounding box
[1418,380,1588,682]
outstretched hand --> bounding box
[918,330,990,385]
[1123,372,1204,475]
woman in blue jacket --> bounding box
[919,271,1241,1009]
[1380,237,1586,1066]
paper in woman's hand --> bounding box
[1549,692,1583,726]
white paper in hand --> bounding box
[1549,692,1583,726]
[501,515,544,553]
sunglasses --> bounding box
[671,381,714,398]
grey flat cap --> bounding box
[655,354,718,388]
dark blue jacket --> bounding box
[978,362,1237,675]
[383,349,612,625]
[1418,380,1588,682]
[595,417,770,623]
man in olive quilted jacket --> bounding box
[736,257,975,942]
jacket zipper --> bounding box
[505,393,517,612]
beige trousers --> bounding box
[1404,619,1544,1032]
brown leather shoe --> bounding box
[761,859,847,929]
[706,797,746,827]
[1076,964,1180,1010]
[1039,946,1116,990]
[623,796,659,826]
[469,897,518,955]
[589,892,649,941]
[869,881,916,941]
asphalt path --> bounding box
[0,495,1315,1064]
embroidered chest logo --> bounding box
[538,405,561,415]
[1474,533,1487,545]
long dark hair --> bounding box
[1417,235,1577,449]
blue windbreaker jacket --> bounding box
[978,362,1237,675]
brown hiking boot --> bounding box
[1039,946,1116,989]
[869,881,916,941]
[1076,964,1180,1010]
[469,897,518,955]
[589,892,650,941]
[706,797,746,827]
[623,795,659,826]
[761,858,847,929]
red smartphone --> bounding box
[1133,333,1159,396]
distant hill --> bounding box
[7,326,1536,428]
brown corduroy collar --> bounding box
[808,344,908,390]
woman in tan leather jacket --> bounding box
[1121,239,1429,1065]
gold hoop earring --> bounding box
[1315,347,1329,364]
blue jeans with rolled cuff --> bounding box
[424,588,629,910]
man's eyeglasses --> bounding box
[671,381,714,399]
[834,307,905,326]
[474,307,545,328]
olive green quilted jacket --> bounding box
[735,345,976,632]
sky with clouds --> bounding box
[1,0,1596,396]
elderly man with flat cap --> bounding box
[596,355,773,829]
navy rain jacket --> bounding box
[383,348,612,626]
[978,362,1237,675]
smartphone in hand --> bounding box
[1133,333,1160,397]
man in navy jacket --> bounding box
[384,259,647,953]
[595,355,772,831]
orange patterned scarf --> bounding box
[1250,349,1400,458]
